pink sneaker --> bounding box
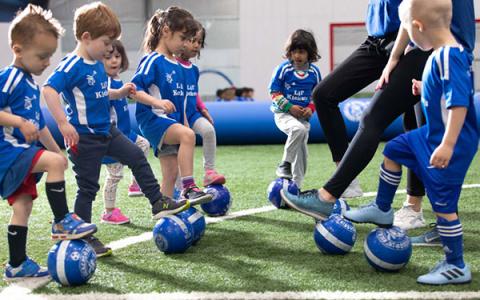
[128,182,143,197]
[101,208,130,225]
[203,169,226,186]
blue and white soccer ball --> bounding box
[364,226,412,272]
[202,184,232,217]
[177,207,206,245]
[267,178,299,208]
[314,214,356,255]
[153,215,194,254]
[47,239,96,286]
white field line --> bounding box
[2,183,480,300]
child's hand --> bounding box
[201,109,214,125]
[153,99,176,114]
[412,79,422,96]
[19,118,39,143]
[122,83,136,97]
[302,107,313,119]
[429,143,453,169]
[58,121,79,148]
[289,105,304,118]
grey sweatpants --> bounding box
[192,117,217,171]
[274,112,310,187]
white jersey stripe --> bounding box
[9,72,24,94]
[57,54,75,72]
[443,46,450,81]
[2,68,17,93]
[434,50,443,79]
[144,53,160,75]
[138,52,156,75]
[64,56,81,73]
[73,87,88,124]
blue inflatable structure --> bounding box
[42,94,480,148]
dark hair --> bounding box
[285,29,320,62]
[142,6,197,53]
[216,88,224,97]
[109,39,129,72]
[235,88,244,97]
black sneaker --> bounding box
[152,196,189,220]
[182,186,213,206]
[84,235,112,258]
[276,161,292,179]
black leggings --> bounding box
[313,40,430,198]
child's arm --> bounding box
[109,82,136,100]
[429,107,467,168]
[196,95,214,124]
[412,79,422,96]
[0,111,38,143]
[131,90,176,114]
[271,92,304,118]
[42,86,79,147]
[38,127,68,168]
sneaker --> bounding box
[152,196,189,220]
[410,224,441,247]
[101,208,130,225]
[51,212,97,240]
[280,189,334,220]
[128,182,143,197]
[343,201,393,227]
[84,235,112,258]
[276,161,292,179]
[393,202,426,230]
[341,178,363,198]
[203,169,226,186]
[182,186,213,206]
[417,260,471,285]
[4,257,49,282]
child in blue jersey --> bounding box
[1,4,96,281]
[344,0,477,285]
[176,23,226,187]
[131,7,213,202]
[42,2,189,258]
[269,29,321,188]
[100,40,151,225]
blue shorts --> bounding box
[138,115,177,157]
[383,133,462,214]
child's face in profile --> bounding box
[13,32,57,76]
[103,48,122,77]
[85,34,113,61]
[165,28,188,56]
[290,49,309,69]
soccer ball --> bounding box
[364,226,412,272]
[47,239,96,286]
[153,215,194,254]
[314,214,356,255]
[202,184,232,217]
[177,207,206,245]
[267,178,299,208]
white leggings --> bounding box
[192,117,217,171]
[103,135,150,209]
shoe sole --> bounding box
[128,192,144,197]
[343,215,392,228]
[189,194,214,206]
[152,202,190,220]
[100,219,131,225]
[275,171,292,179]
[417,279,471,285]
[51,227,97,241]
[204,177,226,186]
[4,274,51,284]
[95,248,113,258]
[280,190,328,221]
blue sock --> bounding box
[375,164,401,212]
[437,217,465,268]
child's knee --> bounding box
[181,128,196,144]
[291,125,308,137]
[435,212,458,222]
[48,152,67,172]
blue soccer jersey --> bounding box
[107,77,136,141]
[45,54,111,135]
[366,0,402,38]
[269,61,321,111]
[413,46,478,184]
[180,61,202,126]
[0,66,45,186]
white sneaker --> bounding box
[341,178,363,198]
[393,202,426,230]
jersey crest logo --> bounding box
[294,70,309,80]
[166,70,176,84]
[87,71,97,86]
[24,94,36,110]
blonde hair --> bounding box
[399,0,452,29]
[9,4,64,47]
[74,2,121,41]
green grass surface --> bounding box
[1,143,480,293]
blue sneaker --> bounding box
[417,260,471,285]
[343,201,393,227]
[4,257,49,282]
[280,189,334,220]
[51,213,97,240]
[410,224,441,247]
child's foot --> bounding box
[4,257,49,282]
[417,260,471,285]
[203,169,226,186]
[276,161,292,179]
[84,235,112,258]
[51,213,97,240]
[128,182,143,197]
[343,201,393,227]
[101,208,130,225]
[182,186,213,206]
[151,196,189,220]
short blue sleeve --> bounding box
[45,69,68,94]
[132,57,157,93]
[443,54,471,109]
[268,64,284,93]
